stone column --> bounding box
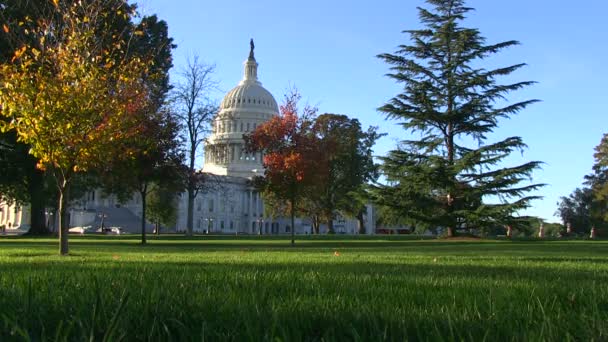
[258,194,264,231]
[248,190,253,234]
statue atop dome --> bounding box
[249,39,255,60]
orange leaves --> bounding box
[11,46,27,62]
[244,89,321,201]
[2,24,8,33]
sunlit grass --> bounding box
[0,235,606,340]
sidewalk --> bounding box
[0,228,27,236]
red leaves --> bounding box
[245,90,319,194]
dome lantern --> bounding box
[242,38,259,85]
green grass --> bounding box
[0,235,607,341]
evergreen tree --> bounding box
[555,187,593,233]
[585,133,608,227]
[372,0,543,237]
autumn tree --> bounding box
[172,56,218,236]
[372,0,543,237]
[303,114,382,234]
[0,0,151,255]
[98,11,179,245]
[102,110,184,244]
[0,0,65,234]
[245,91,317,246]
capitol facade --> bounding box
[172,43,375,235]
[1,43,375,235]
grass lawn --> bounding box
[0,235,606,341]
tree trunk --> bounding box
[312,215,320,235]
[186,145,196,237]
[290,196,295,247]
[327,219,335,234]
[356,210,365,234]
[186,188,194,237]
[447,226,455,238]
[140,187,147,245]
[26,168,48,235]
[57,181,70,256]
[28,173,48,235]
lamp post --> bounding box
[98,212,108,233]
[45,210,54,233]
[206,218,214,234]
[258,217,264,235]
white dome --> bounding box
[202,40,278,179]
[220,82,279,113]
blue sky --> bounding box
[140,0,607,223]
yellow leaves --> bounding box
[0,119,9,133]
[0,3,155,179]
[134,30,144,36]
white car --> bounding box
[68,227,86,235]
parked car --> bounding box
[68,227,85,235]
[99,227,125,235]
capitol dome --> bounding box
[218,40,279,116]
[203,40,278,178]
[220,81,279,113]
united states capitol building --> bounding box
[1,43,375,235]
